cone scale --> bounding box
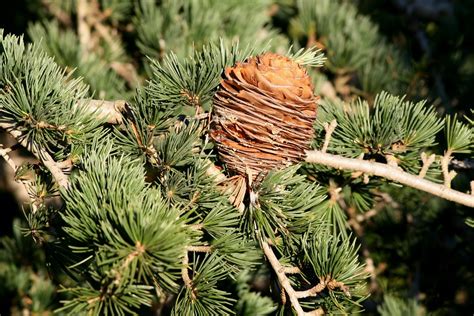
[211,53,318,180]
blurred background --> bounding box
[1,0,473,315]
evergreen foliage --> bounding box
[289,0,413,95]
[0,1,473,315]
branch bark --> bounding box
[261,240,324,316]
[305,150,474,208]
[77,0,93,57]
[76,99,127,124]
[261,240,306,315]
[0,122,70,188]
[0,145,39,211]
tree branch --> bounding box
[181,245,212,300]
[418,152,436,178]
[41,0,72,26]
[187,245,212,253]
[76,99,127,124]
[261,240,305,315]
[0,145,39,212]
[321,119,337,153]
[261,240,324,316]
[181,250,195,299]
[305,150,474,208]
[441,150,456,188]
[77,0,93,58]
[0,122,70,188]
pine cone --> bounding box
[211,53,318,180]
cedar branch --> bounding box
[441,150,456,188]
[36,99,474,208]
[261,240,324,316]
[76,99,127,124]
[321,119,337,153]
[305,150,474,208]
[181,245,211,300]
[0,145,39,212]
[418,152,436,178]
[0,122,70,188]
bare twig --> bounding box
[319,81,338,101]
[0,144,41,212]
[351,153,366,179]
[187,245,212,253]
[385,154,399,168]
[41,0,72,25]
[441,150,456,188]
[77,0,93,57]
[321,119,337,153]
[261,240,305,315]
[305,150,474,208]
[284,266,302,274]
[181,245,211,300]
[110,62,141,88]
[77,99,127,124]
[295,276,349,299]
[0,146,16,172]
[261,240,325,316]
[294,282,326,298]
[181,251,195,299]
[418,152,436,178]
[0,122,69,188]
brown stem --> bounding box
[0,123,69,189]
[418,152,436,178]
[441,150,456,188]
[77,0,93,58]
[187,245,212,253]
[284,266,302,274]
[41,0,72,26]
[0,145,39,212]
[294,281,326,298]
[76,99,127,124]
[305,150,474,208]
[261,240,324,316]
[261,240,305,315]
[321,119,337,153]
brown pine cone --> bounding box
[210,52,318,180]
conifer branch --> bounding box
[0,145,38,211]
[0,123,70,189]
[305,150,474,208]
[181,245,212,300]
[76,99,127,124]
[294,276,349,298]
[418,152,436,178]
[41,0,72,26]
[441,150,456,188]
[187,245,212,253]
[181,251,195,299]
[261,240,325,316]
[283,266,302,274]
[0,145,17,173]
[321,119,337,153]
[77,0,93,57]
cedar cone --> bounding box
[210,53,318,180]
